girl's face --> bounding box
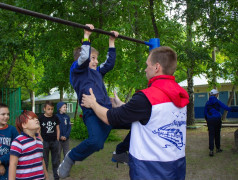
[59,104,67,114]
[0,107,9,128]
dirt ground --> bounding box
[48,127,238,180]
[185,127,238,180]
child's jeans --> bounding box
[59,138,70,161]
[43,140,60,180]
[69,108,111,161]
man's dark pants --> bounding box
[207,118,222,151]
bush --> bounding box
[106,129,121,142]
[70,116,121,142]
[70,117,88,140]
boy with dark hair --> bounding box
[56,102,71,160]
[58,24,119,178]
[39,101,60,180]
[9,110,48,180]
[0,103,19,180]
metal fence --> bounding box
[1,88,21,125]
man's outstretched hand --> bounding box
[110,91,125,108]
[81,88,110,125]
[81,88,96,108]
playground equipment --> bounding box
[0,2,160,50]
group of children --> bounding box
[1,23,128,179]
[0,101,71,180]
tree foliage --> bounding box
[0,0,237,123]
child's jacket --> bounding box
[70,41,116,111]
[56,113,71,139]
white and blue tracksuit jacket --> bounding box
[130,75,189,180]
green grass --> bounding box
[186,127,238,180]
[48,128,238,180]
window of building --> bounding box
[35,104,39,113]
[41,104,45,113]
[67,103,73,113]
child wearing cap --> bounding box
[204,89,238,157]
[56,102,71,161]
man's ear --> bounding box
[155,63,160,71]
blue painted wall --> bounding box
[219,91,228,104]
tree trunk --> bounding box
[185,0,195,125]
[32,74,35,112]
[222,85,236,121]
[96,0,103,40]
[4,52,17,87]
[60,88,63,101]
[187,69,195,125]
[222,70,238,120]
[30,90,35,112]
[32,91,35,112]
[149,0,159,38]
[212,47,217,88]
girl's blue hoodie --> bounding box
[56,112,71,139]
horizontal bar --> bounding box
[0,3,146,45]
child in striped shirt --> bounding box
[9,110,49,180]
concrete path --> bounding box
[196,123,238,127]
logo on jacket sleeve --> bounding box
[152,112,186,150]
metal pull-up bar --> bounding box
[0,2,160,50]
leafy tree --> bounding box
[0,0,44,103]
[1,0,213,123]
[196,0,238,120]
[166,0,213,125]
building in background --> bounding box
[179,74,238,120]
[23,88,81,118]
